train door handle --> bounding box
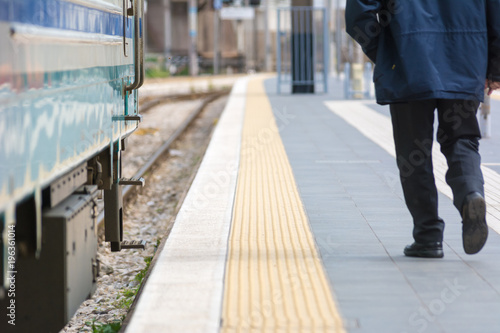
[125,0,145,92]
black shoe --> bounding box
[404,242,444,258]
[462,192,488,254]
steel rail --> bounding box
[139,89,230,113]
[96,91,227,227]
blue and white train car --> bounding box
[0,0,145,331]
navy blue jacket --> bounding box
[346,0,500,104]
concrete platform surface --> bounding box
[125,75,500,333]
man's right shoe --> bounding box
[404,242,444,258]
[462,192,488,254]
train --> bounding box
[0,0,145,331]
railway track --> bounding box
[96,90,229,227]
[62,90,229,333]
[139,90,230,113]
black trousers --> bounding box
[390,99,484,244]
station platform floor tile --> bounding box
[126,75,500,333]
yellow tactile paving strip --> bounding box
[221,77,345,333]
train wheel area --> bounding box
[62,80,231,332]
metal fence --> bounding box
[276,7,329,94]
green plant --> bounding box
[154,238,162,251]
[177,66,189,76]
[135,256,153,283]
[145,68,170,79]
[113,255,153,310]
[115,289,137,309]
[121,288,136,298]
[85,319,121,333]
[93,245,160,330]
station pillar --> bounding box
[291,0,314,93]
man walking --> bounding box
[345,0,500,257]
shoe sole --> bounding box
[404,249,444,258]
[462,195,488,255]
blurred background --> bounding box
[143,0,366,78]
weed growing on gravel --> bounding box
[88,239,162,331]
[135,256,153,284]
[116,288,137,309]
[154,238,162,251]
[86,319,121,333]
[114,255,153,309]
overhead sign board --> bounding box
[220,7,255,20]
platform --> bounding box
[125,75,500,333]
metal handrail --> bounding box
[125,0,144,92]
[123,0,129,57]
[137,0,145,89]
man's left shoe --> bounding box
[404,242,444,258]
[462,192,488,255]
